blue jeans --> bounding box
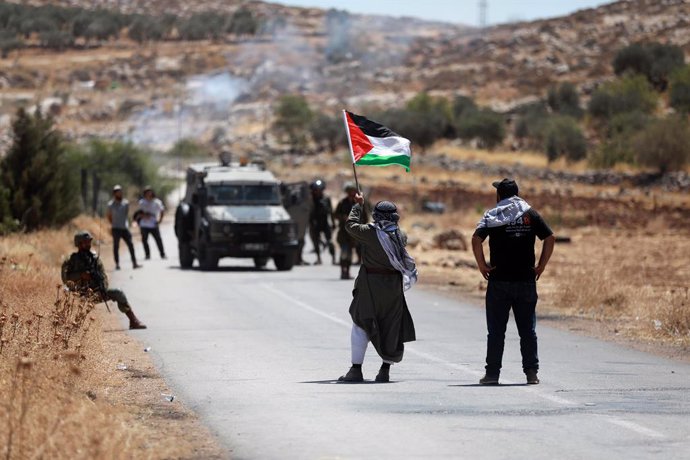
[485,280,539,376]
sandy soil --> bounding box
[98,311,227,459]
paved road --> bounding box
[114,224,690,459]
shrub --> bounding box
[544,116,587,163]
[669,65,690,113]
[456,109,505,150]
[167,138,209,159]
[0,30,23,58]
[452,95,477,119]
[633,116,690,173]
[588,111,650,168]
[128,15,165,43]
[227,7,258,35]
[513,102,549,147]
[547,82,582,118]
[309,113,345,153]
[39,30,73,50]
[588,75,658,120]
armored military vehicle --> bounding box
[174,160,299,270]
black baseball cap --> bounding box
[492,178,519,198]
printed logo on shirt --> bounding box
[506,215,532,238]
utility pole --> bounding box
[479,0,488,30]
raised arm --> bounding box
[345,193,371,243]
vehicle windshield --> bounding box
[207,184,281,205]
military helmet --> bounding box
[310,179,326,191]
[74,230,93,247]
[343,181,357,192]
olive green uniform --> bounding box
[345,204,416,363]
[61,250,132,313]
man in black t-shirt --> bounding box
[472,178,555,385]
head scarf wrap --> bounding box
[372,201,418,290]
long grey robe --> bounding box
[346,203,416,363]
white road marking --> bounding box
[596,415,666,439]
[262,283,667,439]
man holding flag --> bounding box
[338,111,417,383]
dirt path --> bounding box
[99,310,227,459]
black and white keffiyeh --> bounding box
[476,196,532,229]
[371,201,418,291]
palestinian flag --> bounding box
[343,110,412,172]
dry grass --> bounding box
[0,217,225,459]
[0,218,147,459]
[543,227,690,344]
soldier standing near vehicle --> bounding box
[282,181,311,265]
[61,231,147,329]
[137,186,166,260]
[107,185,141,270]
[308,179,336,265]
[338,195,418,383]
[472,178,555,385]
[334,182,366,279]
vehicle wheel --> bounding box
[179,243,194,269]
[273,253,295,271]
[198,246,218,271]
[254,257,269,269]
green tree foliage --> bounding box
[544,116,587,163]
[39,30,73,50]
[456,109,506,150]
[669,65,690,113]
[128,15,165,43]
[513,102,549,148]
[0,181,18,234]
[167,138,209,159]
[0,108,80,231]
[589,111,650,168]
[0,1,260,51]
[227,8,258,36]
[613,42,685,91]
[83,12,120,42]
[452,95,477,119]
[273,94,314,151]
[0,29,23,58]
[309,113,345,153]
[68,140,173,200]
[588,75,658,120]
[547,82,582,118]
[632,116,690,173]
[400,92,454,150]
[178,12,227,40]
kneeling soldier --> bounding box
[62,230,147,329]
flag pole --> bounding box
[342,110,361,193]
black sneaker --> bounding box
[479,374,499,385]
[338,366,363,382]
[526,369,539,385]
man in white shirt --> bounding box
[107,184,141,270]
[136,186,166,260]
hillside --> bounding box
[0,0,689,149]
